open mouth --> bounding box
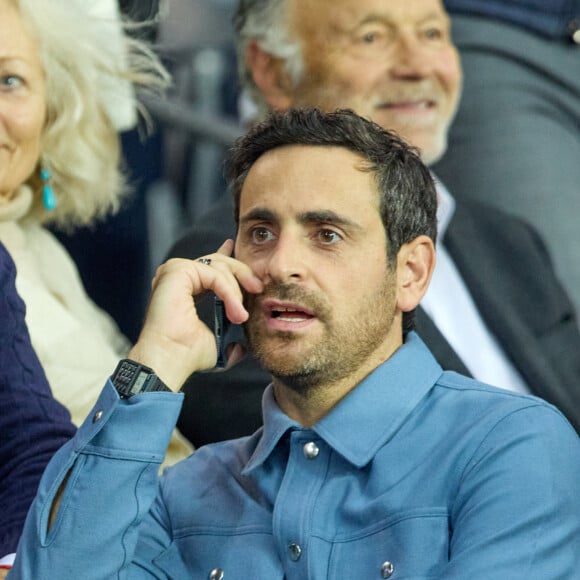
[271,306,315,323]
[261,299,318,328]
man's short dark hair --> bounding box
[225,108,438,334]
[226,107,437,261]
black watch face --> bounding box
[114,360,168,397]
[130,371,149,395]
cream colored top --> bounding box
[0,186,193,467]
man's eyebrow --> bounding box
[239,208,364,231]
[239,207,278,226]
[298,210,364,231]
[358,13,388,26]
[356,11,448,27]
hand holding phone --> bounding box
[213,295,247,368]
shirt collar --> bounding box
[432,174,455,242]
[243,332,443,473]
[242,387,301,474]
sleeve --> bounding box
[0,243,76,557]
[9,382,184,579]
[444,403,580,578]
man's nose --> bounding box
[389,34,433,80]
[263,234,307,284]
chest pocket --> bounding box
[151,531,285,579]
[326,509,449,579]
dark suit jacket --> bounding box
[0,243,76,556]
[168,194,580,446]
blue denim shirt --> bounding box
[11,333,580,579]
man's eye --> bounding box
[424,27,443,40]
[250,227,274,244]
[360,30,387,45]
[317,229,342,244]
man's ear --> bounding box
[395,236,436,312]
[246,40,293,111]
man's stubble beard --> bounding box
[244,275,398,395]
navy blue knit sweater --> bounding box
[0,242,76,556]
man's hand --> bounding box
[128,240,263,391]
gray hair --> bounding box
[234,0,302,119]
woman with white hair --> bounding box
[0,0,192,465]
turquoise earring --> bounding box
[40,167,57,211]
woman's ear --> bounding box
[395,236,436,312]
[246,40,293,111]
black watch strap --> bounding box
[111,359,171,398]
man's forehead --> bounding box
[241,144,374,187]
[237,145,381,218]
[288,0,449,32]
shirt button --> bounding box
[569,19,580,44]
[288,543,302,561]
[381,561,395,578]
[209,568,224,580]
[303,441,319,459]
[92,410,103,423]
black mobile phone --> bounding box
[213,295,246,368]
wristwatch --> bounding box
[111,359,172,398]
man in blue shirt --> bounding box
[169,0,580,449]
[11,109,580,579]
